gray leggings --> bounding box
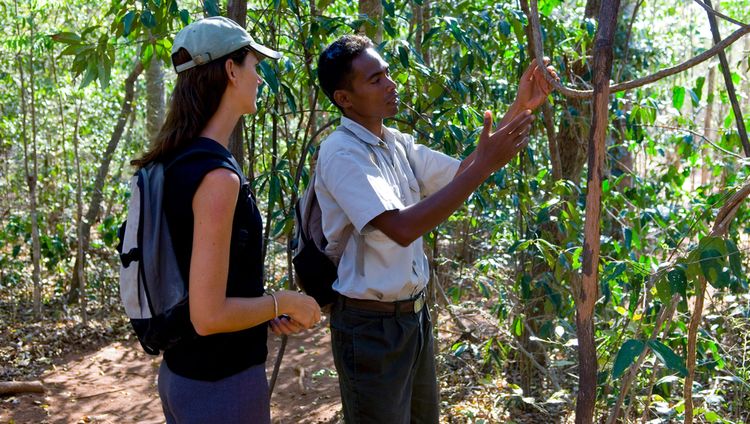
[158,361,271,424]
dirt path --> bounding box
[1,320,341,424]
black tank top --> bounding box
[161,137,267,381]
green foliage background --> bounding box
[2,0,750,421]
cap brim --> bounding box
[249,42,282,60]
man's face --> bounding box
[338,48,399,119]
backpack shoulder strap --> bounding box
[165,145,247,186]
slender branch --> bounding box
[615,0,645,82]
[692,0,748,27]
[701,0,750,157]
[634,123,747,160]
[685,179,750,423]
[525,0,750,98]
[606,293,680,424]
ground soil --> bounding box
[0,319,341,424]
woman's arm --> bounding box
[188,168,320,336]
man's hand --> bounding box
[514,58,558,112]
[476,110,534,174]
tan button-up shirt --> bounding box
[315,117,460,301]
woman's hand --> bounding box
[269,315,306,336]
[276,290,321,330]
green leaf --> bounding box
[398,44,409,68]
[203,0,221,16]
[694,76,705,99]
[498,20,511,37]
[725,239,743,279]
[700,248,730,288]
[51,32,81,44]
[688,89,700,108]
[538,0,562,16]
[672,86,685,110]
[140,10,156,29]
[179,9,190,25]
[123,10,136,36]
[612,339,645,379]
[667,266,687,301]
[259,61,279,94]
[269,173,281,205]
[731,72,740,85]
[655,275,671,304]
[281,84,297,115]
[648,340,687,376]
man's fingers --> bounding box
[504,110,534,134]
[481,110,493,140]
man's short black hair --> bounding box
[317,34,374,110]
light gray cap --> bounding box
[171,16,281,73]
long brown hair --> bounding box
[131,46,253,168]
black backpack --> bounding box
[292,168,352,307]
[117,147,243,355]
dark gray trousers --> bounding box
[157,361,270,424]
[330,296,439,424]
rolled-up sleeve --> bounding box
[319,148,403,233]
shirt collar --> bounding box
[340,116,393,147]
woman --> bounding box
[132,16,321,423]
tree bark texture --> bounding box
[702,67,716,185]
[227,0,248,170]
[0,381,45,395]
[576,1,620,423]
[358,0,383,43]
[701,0,750,157]
[145,55,165,140]
[68,61,144,303]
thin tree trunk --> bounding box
[227,0,248,169]
[701,0,750,156]
[358,0,383,43]
[520,0,562,181]
[73,99,87,325]
[684,181,750,423]
[576,1,620,423]
[68,60,144,303]
[146,55,165,140]
[15,3,42,316]
[702,67,716,186]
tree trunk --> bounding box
[702,67,716,186]
[68,61,144,303]
[15,2,42,316]
[576,1,620,423]
[358,0,383,43]
[227,0,248,170]
[520,0,562,181]
[702,0,750,156]
[145,56,165,140]
[73,99,87,325]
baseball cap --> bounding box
[171,16,282,73]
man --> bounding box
[315,34,556,423]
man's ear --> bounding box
[333,89,352,109]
